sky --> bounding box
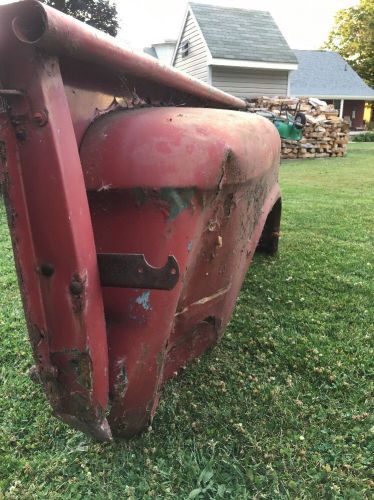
[0,0,360,51]
[113,0,359,51]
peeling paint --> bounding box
[187,241,193,252]
[135,290,152,311]
[69,272,87,313]
[224,193,234,217]
[175,283,232,316]
[159,188,194,220]
[133,187,195,221]
[113,359,128,401]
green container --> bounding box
[274,120,303,141]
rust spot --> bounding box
[28,364,42,384]
[70,351,93,391]
[30,360,62,414]
[0,140,7,165]
[224,193,234,217]
[45,350,112,440]
[51,349,93,391]
[203,316,221,330]
[111,359,128,402]
[69,272,87,313]
[216,148,233,196]
[39,364,58,379]
[207,218,219,232]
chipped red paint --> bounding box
[0,1,281,440]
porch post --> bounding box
[339,99,345,119]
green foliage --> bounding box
[0,144,373,498]
[353,132,374,141]
[41,0,119,36]
[324,0,374,88]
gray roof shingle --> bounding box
[290,50,374,99]
[143,46,158,58]
[189,2,297,64]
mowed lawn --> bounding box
[0,143,373,499]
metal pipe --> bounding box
[10,0,246,110]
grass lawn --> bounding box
[0,143,373,499]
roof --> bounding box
[290,50,374,100]
[153,39,177,46]
[189,2,297,65]
[143,46,158,59]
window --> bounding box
[181,40,189,58]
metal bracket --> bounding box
[0,89,24,96]
[97,253,179,290]
[0,90,23,114]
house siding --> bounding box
[212,67,289,98]
[173,12,209,83]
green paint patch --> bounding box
[0,143,373,498]
[160,187,195,220]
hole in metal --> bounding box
[12,4,47,43]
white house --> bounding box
[144,40,177,65]
[171,2,298,98]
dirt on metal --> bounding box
[0,0,282,441]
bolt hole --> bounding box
[40,263,54,277]
[170,268,177,275]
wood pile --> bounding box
[247,97,350,160]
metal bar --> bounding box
[0,47,111,441]
[9,0,246,110]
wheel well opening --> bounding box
[256,198,282,255]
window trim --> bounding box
[181,39,189,58]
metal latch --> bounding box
[97,253,179,290]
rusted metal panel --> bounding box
[0,1,281,440]
[97,254,179,289]
[80,107,280,437]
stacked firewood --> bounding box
[247,97,350,160]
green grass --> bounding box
[0,143,373,499]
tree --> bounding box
[41,0,119,37]
[324,0,374,88]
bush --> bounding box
[352,132,374,142]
